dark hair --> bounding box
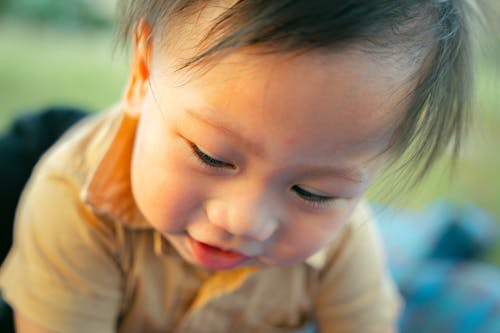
[118,0,480,187]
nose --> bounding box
[205,197,278,242]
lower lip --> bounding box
[188,237,249,270]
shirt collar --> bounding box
[81,106,151,229]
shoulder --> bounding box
[37,105,123,185]
[11,105,126,245]
[0,108,128,332]
[9,105,127,259]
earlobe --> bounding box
[122,19,153,118]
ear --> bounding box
[122,19,153,118]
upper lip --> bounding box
[191,237,251,257]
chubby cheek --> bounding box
[265,200,358,266]
[130,115,203,234]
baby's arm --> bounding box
[15,311,57,333]
[0,160,123,333]
[313,203,401,333]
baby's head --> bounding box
[118,0,475,270]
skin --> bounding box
[127,23,414,270]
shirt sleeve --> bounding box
[0,162,123,333]
[313,203,403,333]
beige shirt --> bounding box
[0,106,401,333]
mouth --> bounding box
[188,236,250,270]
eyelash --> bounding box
[291,185,335,208]
[188,142,336,209]
[189,143,235,170]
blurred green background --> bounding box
[0,1,499,263]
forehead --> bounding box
[152,48,413,162]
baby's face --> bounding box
[129,40,412,270]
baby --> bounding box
[0,1,476,332]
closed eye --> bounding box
[190,143,235,169]
[292,185,333,203]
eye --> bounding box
[292,185,334,208]
[190,143,235,169]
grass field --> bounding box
[0,19,127,121]
[1,19,499,263]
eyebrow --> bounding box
[295,164,367,184]
[186,108,265,156]
[186,108,367,184]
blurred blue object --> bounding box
[399,261,500,333]
[371,200,499,285]
[372,200,500,333]
[430,203,499,260]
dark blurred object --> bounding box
[0,106,87,333]
[0,106,88,265]
[0,296,13,333]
